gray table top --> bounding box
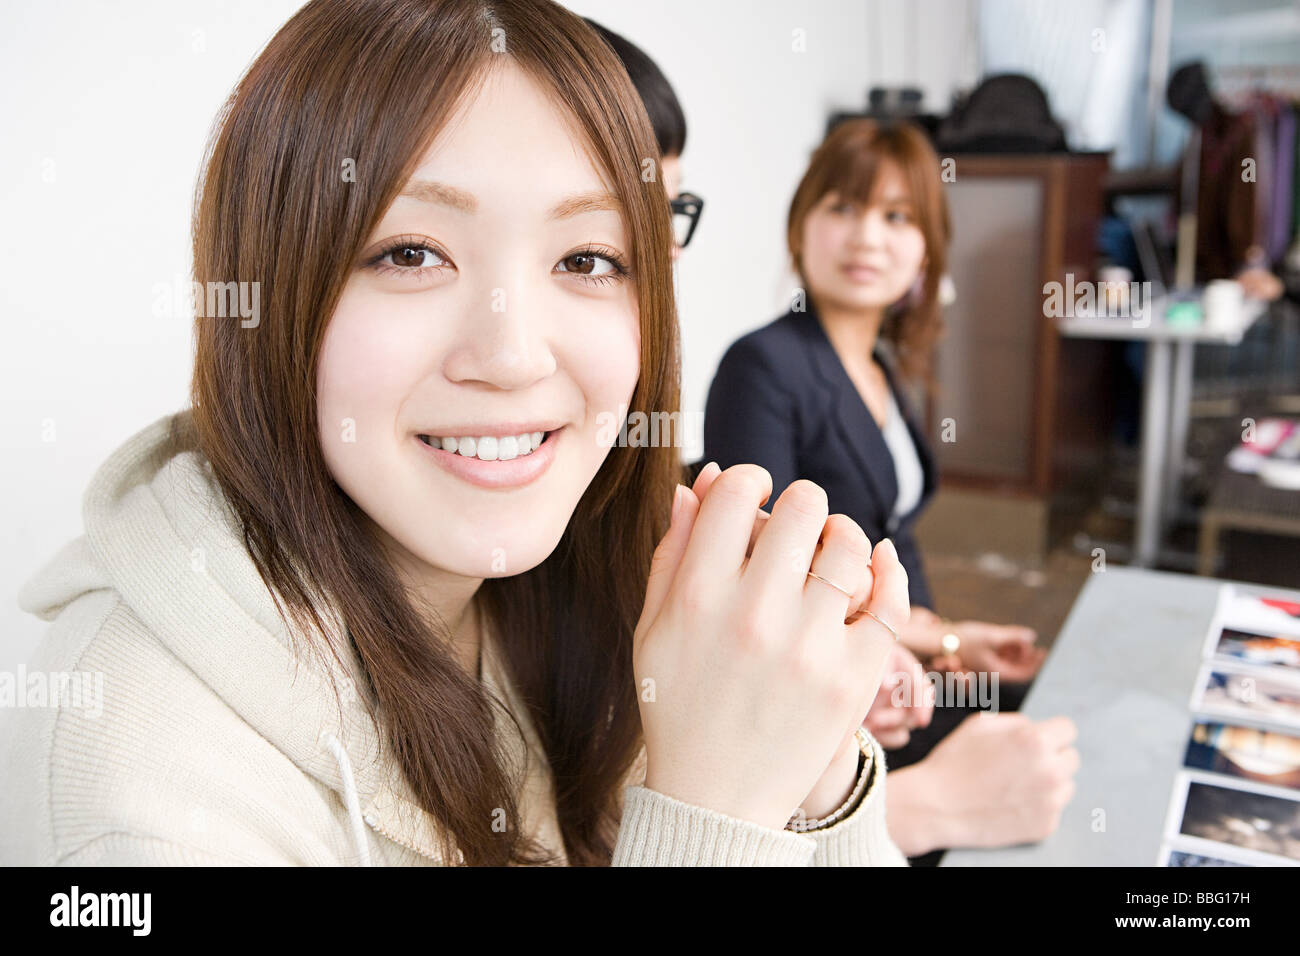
[1055,296,1265,343]
[941,566,1300,866]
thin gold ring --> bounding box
[805,570,853,598]
[865,610,899,642]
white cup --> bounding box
[1203,279,1244,330]
[1097,266,1132,316]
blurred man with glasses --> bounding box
[585,19,703,261]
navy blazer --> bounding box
[702,303,939,610]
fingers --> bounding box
[741,479,831,601]
[637,484,702,647]
[745,508,771,559]
[802,514,872,624]
[1035,718,1080,819]
[848,538,909,647]
[840,539,908,709]
[1023,646,1049,672]
[841,541,875,622]
[691,460,721,499]
[864,694,912,749]
[875,726,912,749]
[905,651,935,727]
[871,643,933,731]
[997,626,1038,649]
[868,697,909,730]
[1002,660,1044,683]
[990,711,1031,727]
[1058,742,1082,777]
[674,464,773,587]
[690,461,772,560]
[928,653,961,672]
[1037,715,1078,752]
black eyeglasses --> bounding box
[670,191,705,249]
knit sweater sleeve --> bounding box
[58,831,278,866]
[610,731,907,866]
[804,732,909,866]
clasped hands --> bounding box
[634,461,909,830]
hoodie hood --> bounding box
[19,409,563,865]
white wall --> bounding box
[1,1,312,674]
[0,0,978,674]
[565,0,978,453]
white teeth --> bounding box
[422,430,551,461]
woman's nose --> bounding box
[443,291,557,390]
[853,209,888,248]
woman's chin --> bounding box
[421,522,567,580]
[817,282,902,312]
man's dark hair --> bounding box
[584,18,687,157]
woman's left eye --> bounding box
[555,249,630,286]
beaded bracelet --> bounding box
[785,727,875,833]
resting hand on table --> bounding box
[887,712,1080,856]
[907,608,1045,684]
[634,461,909,829]
[933,621,1045,683]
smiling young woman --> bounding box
[3,0,909,868]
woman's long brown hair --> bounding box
[189,0,679,865]
[786,118,951,381]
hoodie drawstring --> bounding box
[322,731,372,866]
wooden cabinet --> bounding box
[924,153,1119,547]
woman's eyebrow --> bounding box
[397,180,621,221]
[399,179,478,212]
[547,190,622,221]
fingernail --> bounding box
[881,538,898,559]
[671,483,687,524]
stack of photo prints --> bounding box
[1160,585,1300,866]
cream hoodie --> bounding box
[0,411,906,866]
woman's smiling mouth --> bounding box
[419,430,549,460]
[841,262,883,283]
[415,426,564,488]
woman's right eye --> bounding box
[386,246,441,268]
[367,238,452,279]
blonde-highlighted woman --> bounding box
[705,119,1079,864]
